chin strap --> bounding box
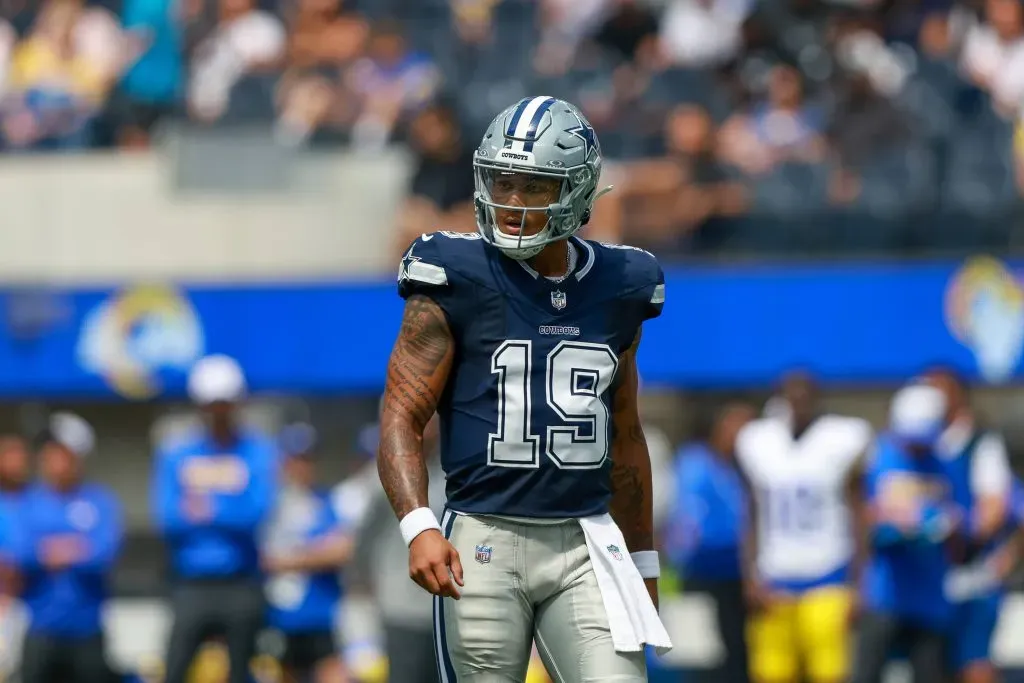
[594,185,615,201]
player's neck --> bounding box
[529,240,571,279]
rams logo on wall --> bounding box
[76,284,205,400]
[945,256,1024,383]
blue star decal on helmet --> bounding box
[566,112,598,159]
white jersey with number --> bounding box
[736,415,873,587]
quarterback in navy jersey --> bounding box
[378,96,668,681]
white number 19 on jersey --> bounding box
[488,340,618,470]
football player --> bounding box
[736,372,872,683]
[377,96,668,681]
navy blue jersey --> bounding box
[397,231,665,517]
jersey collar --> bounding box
[517,236,595,281]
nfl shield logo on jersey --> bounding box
[551,290,567,310]
[606,544,623,561]
[475,545,493,564]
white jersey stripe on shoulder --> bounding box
[651,283,665,305]
[511,97,552,152]
[407,261,448,286]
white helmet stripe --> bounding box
[510,96,555,152]
[476,97,602,260]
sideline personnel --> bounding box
[153,355,277,683]
[16,413,122,683]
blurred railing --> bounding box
[0,138,410,282]
[1,137,1024,284]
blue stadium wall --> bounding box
[0,255,1018,398]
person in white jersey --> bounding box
[736,372,873,683]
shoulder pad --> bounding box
[595,241,654,256]
[396,231,487,328]
[397,231,486,293]
[594,241,659,279]
[434,230,484,241]
[592,241,665,317]
[397,233,452,290]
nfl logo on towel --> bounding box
[475,545,493,564]
[607,544,623,561]
[551,290,567,310]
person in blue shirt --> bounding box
[262,422,352,683]
[664,401,755,683]
[117,0,181,147]
[14,412,123,683]
[927,367,1015,683]
[153,354,278,683]
[851,383,957,683]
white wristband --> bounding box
[631,551,661,579]
[399,507,441,546]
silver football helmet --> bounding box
[473,96,608,260]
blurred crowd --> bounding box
[387,0,1024,258]
[2,0,1024,258]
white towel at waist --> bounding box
[578,514,673,656]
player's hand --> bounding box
[644,578,659,611]
[409,529,464,599]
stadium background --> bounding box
[3,0,1024,681]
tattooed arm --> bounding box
[609,330,657,605]
[378,294,462,598]
[379,294,454,518]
